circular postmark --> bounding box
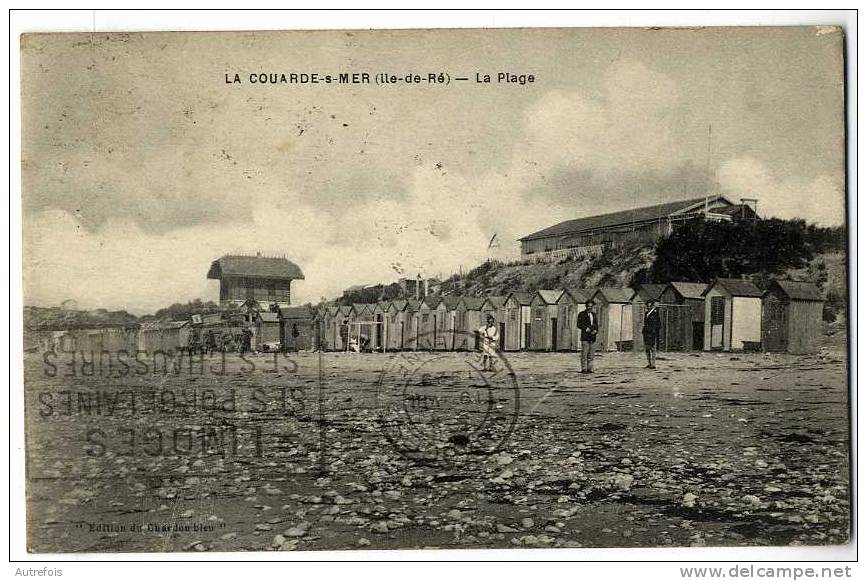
[375,330,520,464]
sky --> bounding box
[21,27,846,314]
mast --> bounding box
[705,124,712,216]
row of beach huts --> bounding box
[36,278,824,356]
[319,278,826,355]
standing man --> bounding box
[642,299,661,369]
[479,314,500,372]
[575,299,598,374]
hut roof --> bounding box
[207,254,304,280]
[667,282,708,300]
[535,289,564,304]
[507,292,534,306]
[258,312,280,323]
[561,288,597,303]
[338,305,353,316]
[519,195,733,241]
[637,284,667,301]
[405,299,421,312]
[279,306,313,319]
[769,280,824,302]
[421,296,442,309]
[483,296,507,309]
[440,295,463,310]
[352,303,374,315]
[165,320,190,329]
[462,297,485,310]
[704,278,763,298]
[593,288,636,303]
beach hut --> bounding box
[702,278,763,352]
[503,292,534,351]
[529,290,564,351]
[454,297,484,351]
[332,305,354,351]
[279,306,315,352]
[385,299,415,351]
[661,282,708,350]
[436,296,463,351]
[480,296,507,351]
[592,288,636,351]
[350,304,376,351]
[632,283,699,353]
[254,311,281,351]
[556,289,596,352]
[138,321,190,354]
[320,305,341,351]
[371,301,390,352]
[411,297,441,350]
[762,280,824,354]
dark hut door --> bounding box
[763,298,788,352]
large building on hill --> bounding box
[207,253,304,307]
[518,195,757,262]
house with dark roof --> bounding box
[762,280,825,354]
[207,253,304,307]
[518,195,757,261]
[702,278,763,351]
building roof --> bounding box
[207,254,304,280]
[439,295,463,310]
[258,312,280,323]
[593,288,636,303]
[703,278,763,297]
[462,297,486,310]
[164,320,189,329]
[506,292,534,306]
[519,195,732,241]
[279,306,313,319]
[482,296,507,309]
[338,305,353,317]
[560,288,597,304]
[352,303,374,315]
[534,289,564,305]
[421,296,442,309]
[637,284,668,301]
[768,280,824,302]
[667,281,708,300]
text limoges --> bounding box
[476,72,535,85]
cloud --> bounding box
[22,52,846,313]
[716,156,845,225]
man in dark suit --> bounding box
[642,299,661,369]
[576,299,598,373]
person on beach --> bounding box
[642,298,661,369]
[479,314,499,372]
[576,299,598,374]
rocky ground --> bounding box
[24,347,850,553]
